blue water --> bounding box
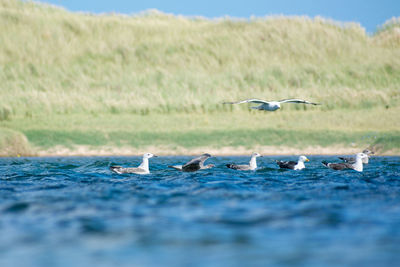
[0,156,399,267]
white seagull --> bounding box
[110,153,157,174]
[339,149,374,164]
[226,152,262,171]
[223,98,320,111]
[322,153,368,172]
[276,155,310,170]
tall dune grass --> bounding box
[0,0,399,118]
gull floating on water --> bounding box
[110,153,157,174]
[322,153,368,172]
[168,153,214,172]
[223,98,320,111]
[276,155,309,170]
[226,152,262,171]
[339,149,374,164]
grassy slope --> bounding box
[2,107,399,154]
[0,0,399,155]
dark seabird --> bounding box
[168,153,214,172]
[223,98,320,111]
[110,153,157,174]
[276,155,309,170]
[226,152,262,171]
[322,153,368,172]
[339,149,374,164]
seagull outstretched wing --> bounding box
[223,99,270,105]
[182,154,211,172]
[278,99,320,105]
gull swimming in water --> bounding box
[110,153,157,174]
[168,153,214,172]
[226,152,262,171]
[223,98,320,111]
[276,155,309,170]
[322,153,368,172]
[339,149,374,164]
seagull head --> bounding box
[299,155,309,162]
[356,153,368,160]
[252,152,262,158]
[143,153,157,159]
[362,149,374,155]
[201,153,212,158]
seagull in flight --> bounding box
[223,98,320,111]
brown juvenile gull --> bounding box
[223,98,320,111]
[339,149,374,164]
[322,153,368,172]
[168,153,214,172]
[110,153,157,174]
[226,152,262,171]
[276,155,309,170]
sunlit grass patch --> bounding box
[0,127,31,156]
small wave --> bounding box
[3,202,30,213]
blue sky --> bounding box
[39,0,399,32]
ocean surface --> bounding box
[0,155,399,267]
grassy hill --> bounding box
[0,0,399,156]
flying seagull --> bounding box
[322,153,368,172]
[339,149,374,164]
[223,98,320,111]
[226,152,262,171]
[110,153,157,174]
[168,153,214,172]
[276,155,309,170]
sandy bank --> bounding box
[32,145,399,157]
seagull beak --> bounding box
[306,158,310,162]
[153,155,158,158]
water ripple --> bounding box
[0,156,399,267]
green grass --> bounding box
[1,0,400,117]
[0,0,399,155]
[1,107,399,154]
[0,127,31,156]
[20,128,388,149]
